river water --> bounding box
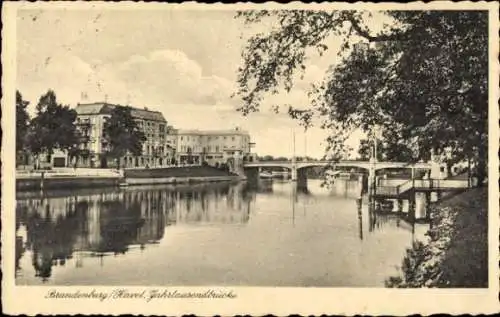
[15,179,429,287]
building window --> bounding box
[232,137,235,141]
[216,146,219,152]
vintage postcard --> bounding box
[2,1,499,315]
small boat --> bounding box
[271,171,290,178]
[259,171,273,179]
[119,182,129,187]
[377,200,394,213]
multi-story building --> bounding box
[74,102,175,168]
[18,102,256,171]
[170,127,256,167]
[165,126,178,165]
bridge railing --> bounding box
[375,178,470,197]
[413,179,470,190]
[397,179,414,194]
[375,186,399,196]
[376,179,414,196]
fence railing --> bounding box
[375,178,470,197]
[412,179,470,189]
[17,168,123,179]
[375,179,413,197]
[375,186,399,196]
[398,179,414,194]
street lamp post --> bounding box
[369,129,379,205]
[291,129,297,181]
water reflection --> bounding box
[16,180,429,286]
[357,200,363,240]
[16,182,252,281]
[366,204,429,245]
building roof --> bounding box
[75,102,166,122]
[176,128,250,136]
[74,103,108,115]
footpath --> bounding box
[386,186,488,287]
[16,166,241,191]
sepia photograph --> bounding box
[2,1,499,315]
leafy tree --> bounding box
[304,156,319,161]
[28,90,79,165]
[357,139,376,161]
[186,147,193,165]
[16,91,30,165]
[103,106,146,169]
[151,146,162,167]
[68,120,92,168]
[259,155,274,161]
[168,145,177,165]
[234,10,488,185]
[358,135,414,162]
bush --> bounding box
[386,187,488,288]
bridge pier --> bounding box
[357,200,363,240]
[291,166,297,181]
[367,166,376,206]
[244,167,260,188]
[408,194,416,221]
[297,168,308,190]
[396,199,403,213]
[425,192,432,222]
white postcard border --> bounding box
[2,1,499,315]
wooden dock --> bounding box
[374,179,470,199]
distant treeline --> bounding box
[304,166,326,179]
[257,155,320,162]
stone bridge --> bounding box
[244,160,431,172]
[243,160,433,189]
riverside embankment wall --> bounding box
[16,176,121,191]
[17,166,242,191]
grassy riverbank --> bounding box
[386,187,488,288]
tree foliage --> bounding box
[357,139,378,161]
[16,91,30,154]
[258,155,291,161]
[358,134,415,162]
[235,10,488,183]
[103,106,146,166]
[28,90,79,160]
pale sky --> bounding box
[16,8,383,158]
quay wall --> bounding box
[123,166,238,179]
[125,175,241,186]
[16,166,243,191]
[16,176,121,191]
